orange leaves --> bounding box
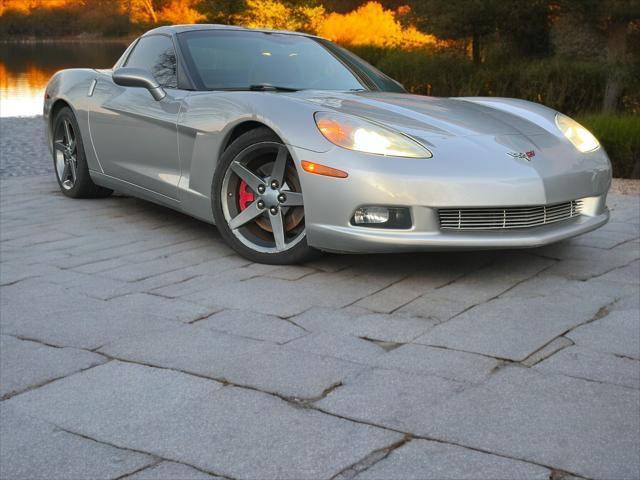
[316,2,438,49]
[0,0,444,52]
[234,0,441,49]
[0,0,204,25]
[0,0,73,15]
[233,0,325,33]
[124,0,204,25]
[156,0,205,24]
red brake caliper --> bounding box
[238,180,255,211]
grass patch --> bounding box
[577,114,640,179]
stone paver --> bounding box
[0,117,51,176]
[316,368,466,433]
[567,309,640,359]
[1,281,181,349]
[416,367,640,480]
[291,307,437,343]
[123,461,222,479]
[414,290,611,361]
[285,331,387,364]
[0,335,107,399]
[535,345,640,389]
[184,269,408,317]
[6,361,402,480]
[374,344,499,384]
[0,404,155,480]
[398,253,555,321]
[354,439,551,480]
[105,292,216,323]
[197,308,307,343]
[1,117,639,478]
[99,325,365,399]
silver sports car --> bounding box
[44,24,611,264]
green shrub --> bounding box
[0,6,130,38]
[351,46,637,116]
[576,114,640,179]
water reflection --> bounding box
[0,41,128,117]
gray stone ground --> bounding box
[1,116,639,480]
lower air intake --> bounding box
[439,200,584,230]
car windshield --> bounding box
[177,30,366,91]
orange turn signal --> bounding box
[301,161,348,178]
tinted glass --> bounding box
[331,44,405,93]
[177,30,364,91]
[125,35,177,88]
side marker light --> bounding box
[301,161,348,178]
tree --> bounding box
[410,0,555,63]
[157,0,205,24]
[119,0,159,23]
[197,0,246,24]
[317,1,438,48]
[557,0,640,112]
[409,0,501,64]
[232,0,325,32]
[496,0,553,58]
[119,0,204,25]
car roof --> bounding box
[143,24,314,38]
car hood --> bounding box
[295,91,551,140]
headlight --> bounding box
[555,113,600,153]
[314,112,432,158]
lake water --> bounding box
[0,41,129,117]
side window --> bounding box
[125,35,177,88]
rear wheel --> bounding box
[212,128,317,264]
[52,106,112,198]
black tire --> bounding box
[212,127,318,265]
[52,106,113,199]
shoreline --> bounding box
[0,36,133,44]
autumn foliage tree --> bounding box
[0,0,73,15]
[232,0,325,33]
[119,0,204,25]
[317,1,438,48]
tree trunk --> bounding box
[142,0,158,24]
[472,30,481,65]
[602,19,627,113]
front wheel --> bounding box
[212,127,317,265]
[52,106,113,199]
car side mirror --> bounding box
[112,67,166,101]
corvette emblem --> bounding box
[507,150,536,161]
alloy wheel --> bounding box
[54,118,78,190]
[221,142,305,253]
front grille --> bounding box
[439,200,584,230]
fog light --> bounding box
[354,206,389,224]
[351,206,411,229]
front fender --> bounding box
[44,68,97,159]
[177,91,330,202]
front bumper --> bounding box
[290,143,611,254]
[308,207,609,253]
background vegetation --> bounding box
[1,0,638,176]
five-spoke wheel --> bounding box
[213,127,315,264]
[54,118,78,190]
[51,106,113,198]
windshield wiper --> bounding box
[249,84,300,92]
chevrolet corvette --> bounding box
[44,24,611,264]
